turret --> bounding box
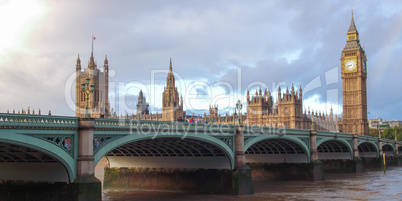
[299,86,302,100]
[88,51,96,70]
[278,86,281,102]
[291,84,295,100]
[76,54,81,71]
[103,54,109,71]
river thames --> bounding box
[102,167,402,201]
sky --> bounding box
[0,0,401,120]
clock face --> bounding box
[345,59,357,71]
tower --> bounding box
[277,85,303,128]
[209,105,218,118]
[162,58,185,121]
[137,90,149,115]
[341,12,368,135]
[75,52,110,118]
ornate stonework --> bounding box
[245,85,340,131]
[341,13,369,135]
[161,58,185,121]
[75,52,110,118]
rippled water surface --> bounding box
[103,167,402,201]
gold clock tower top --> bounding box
[347,12,359,41]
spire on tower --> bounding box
[139,90,143,98]
[89,51,96,69]
[104,54,108,65]
[348,10,357,33]
[169,57,173,72]
[76,54,81,71]
[77,54,81,64]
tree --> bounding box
[369,128,379,137]
[381,126,402,140]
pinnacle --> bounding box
[169,57,173,72]
[348,12,357,33]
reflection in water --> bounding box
[103,167,402,201]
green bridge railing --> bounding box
[0,113,78,128]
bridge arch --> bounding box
[94,133,234,169]
[244,135,310,163]
[317,139,353,160]
[358,141,379,158]
[382,144,395,157]
[0,134,76,182]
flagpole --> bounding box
[92,34,94,52]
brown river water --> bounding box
[102,167,402,201]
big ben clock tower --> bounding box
[341,12,369,135]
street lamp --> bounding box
[81,77,94,118]
[236,100,242,125]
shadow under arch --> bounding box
[382,144,395,156]
[0,134,76,182]
[358,141,379,158]
[94,133,235,169]
[244,135,310,163]
[316,139,353,160]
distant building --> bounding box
[387,120,402,128]
[136,90,149,115]
[369,118,402,129]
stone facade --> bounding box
[75,52,110,118]
[161,58,185,121]
[340,13,369,135]
[243,85,340,131]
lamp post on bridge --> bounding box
[236,100,242,125]
[81,77,94,118]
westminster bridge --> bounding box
[0,113,401,199]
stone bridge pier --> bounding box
[309,128,325,181]
[233,125,254,194]
[73,118,101,200]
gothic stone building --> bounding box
[75,52,110,118]
[161,58,185,121]
[245,13,366,134]
[245,85,340,131]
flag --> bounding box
[368,110,371,114]
[93,36,96,40]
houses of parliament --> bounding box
[75,14,369,135]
